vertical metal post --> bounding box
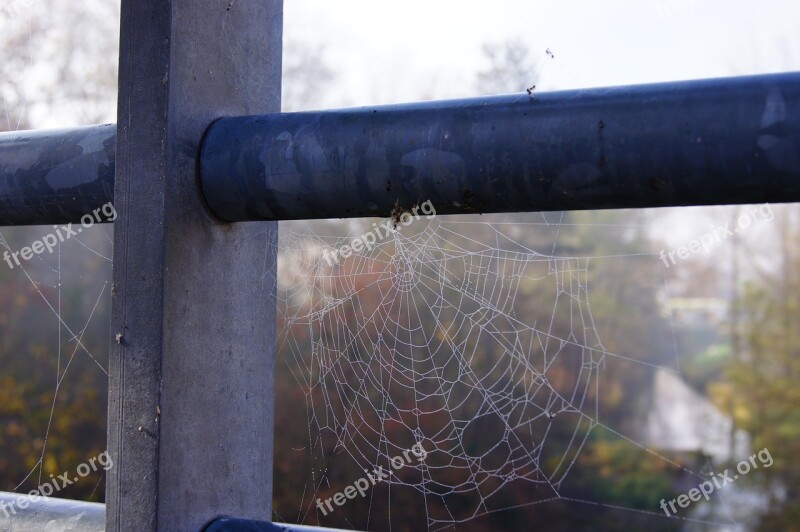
[107,1,282,531]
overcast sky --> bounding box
[284,0,800,108]
[281,0,799,252]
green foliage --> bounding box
[723,208,800,529]
[569,429,682,512]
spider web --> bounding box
[276,214,731,531]
[0,0,117,508]
[0,229,111,494]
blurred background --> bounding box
[1,1,799,530]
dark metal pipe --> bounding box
[205,517,354,531]
[1,73,798,226]
[0,124,115,226]
[200,72,800,221]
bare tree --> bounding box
[282,40,335,112]
[0,0,120,131]
[475,38,539,95]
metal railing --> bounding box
[0,0,798,529]
[2,72,799,226]
[0,491,104,532]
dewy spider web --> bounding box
[276,214,730,530]
[0,0,116,505]
[0,225,111,499]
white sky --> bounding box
[284,0,800,108]
[283,0,799,252]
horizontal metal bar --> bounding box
[205,517,354,532]
[0,491,105,531]
[0,496,348,532]
[199,72,800,221]
[1,73,798,226]
[0,124,115,226]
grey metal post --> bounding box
[107,1,283,531]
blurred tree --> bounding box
[724,206,800,529]
[282,40,335,112]
[475,38,539,95]
[0,0,119,129]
